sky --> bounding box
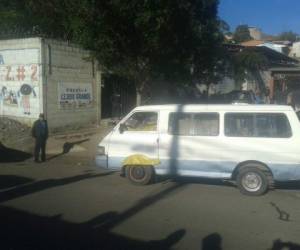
[218,0,300,35]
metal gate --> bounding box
[101,74,136,119]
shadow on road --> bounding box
[0,172,114,202]
[200,233,300,250]
[0,175,34,190]
[0,143,32,163]
[0,174,187,248]
[0,173,186,249]
[158,177,300,192]
[0,205,185,250]
[101,182,186,231]
[47,138,90,161]
[156,176,235,191]
[202,233,222,250]
[0,138,90,163]
[270,239,300,250]
[275,181,300,191]
[175,176,235,187]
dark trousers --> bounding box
[34,138,47,162]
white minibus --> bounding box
[96,104,300,195]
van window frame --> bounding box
[224,112,293,138]
[168,112,220,136]
[121,111,159,133]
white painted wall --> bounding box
[289,41,300,58]
[0,38,43,125]
[248,27,262,40]
[0,38,101,130]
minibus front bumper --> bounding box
[95,154,108,168]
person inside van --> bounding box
[125,112,157,131]
[254,90,264,104]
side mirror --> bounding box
[108,120,118,126]
[119,123,127,134]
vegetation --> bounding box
[233,50,268,90]
[2,2,280,101]
[277,31,299,42]
[0,0,225,105]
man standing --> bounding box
[32,113,48,162]
[254,90,264,104]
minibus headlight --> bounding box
[97,146,105,155]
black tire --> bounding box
[236,166,269,196]
[125,165,154,185]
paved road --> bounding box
[1,137,300,250]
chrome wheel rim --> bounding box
[242,172,262,192]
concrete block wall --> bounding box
[0,38,43,126]
[43,39,101,130]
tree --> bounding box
[0,0,224,105]
[277,31,299,42]
[233,25,252,43]
[232,49,268,91]
[234,50,268,71]
[219,20,230,34]
[70,0,224,105]
[0,0,70,39]
[0,0,30,39]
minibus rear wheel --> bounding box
[125,165,154,185]
[236,166,269,196]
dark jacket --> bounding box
[32,119,48,140]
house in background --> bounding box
[241,40,291,55]
[190,26,300,105]
[248,26,277,42]
[289,41,300,59]
[231,27,300,106]
[248,26,263,40]
[218,43,300,104]
[258,41,290,55]
[242,26,298,56]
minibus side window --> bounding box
[124,112,157,131]
[225,113,292,138]
[224,113,254,137]
[168,112,219,136]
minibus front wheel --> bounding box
[236,166,270,196]
[125,165,154,185]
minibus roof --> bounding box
[134,104,294,112]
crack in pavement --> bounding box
[270,202,290,222]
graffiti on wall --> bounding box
[58,82,93,109]
[0,49,40,117]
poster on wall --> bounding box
[0,48,41,118]
[58,82,93,109]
